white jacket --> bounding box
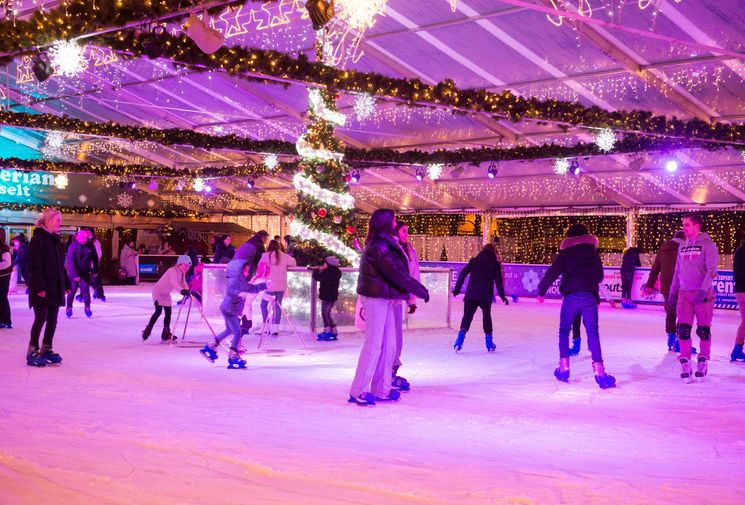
[151,266,188,307]
[259,251,296,293]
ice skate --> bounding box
[679,357,692,381]
[375,389,401,402]
[26,346,48,367]
[65,308,72,319]
[347,392,376,406]
[554,357,570,382]
[84,307,92,318]
[666,332,676,351]
[694,356,708,379]
[142,325,153,341]
[317,326,330,341]
[227,348,246,369]
[453,329,466,352]
[485,334,496,352]
[327,328,338,341]
[41,346,62,364]
[592,362,616,389]
[161,328,176,343]
[199,343,218,363]
[392,375,410,391]
[730,344,745,362]
[569,337,581,356]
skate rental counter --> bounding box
[201,265,453,334]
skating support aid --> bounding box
[257,296,308,353]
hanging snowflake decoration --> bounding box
[54,174,69,189]
[427,163,444,181]
[117,192,133,208]
[78,194,88,204]
[49,40,87,77]
[594,128,617,152]
[146,199,156,208]
[264,153,279,170]
[193,177,205,192]
[554,158,570,175]
[41,132,69,159]
[353,93,375,121]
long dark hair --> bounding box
[365,209,396,246]
[267,239,282,264]
[395,220,411,259]
[476,243,498,264]
[0,228,5,245]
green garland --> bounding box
[0,157,296,178]
[0,202,205,218]
[0,111,296,154]
[100,31,745,144]
[0,0,259,58]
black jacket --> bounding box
[453,252,506,304]
[213,243,235,264]
[538,234,604,303]
[356,234,429,301]
[735,244,745,293]
[621,247,641,273]
[28,227,70,308]
[315,265,342,302]
[13,242,30,271]
[66,240,99,278]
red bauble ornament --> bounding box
[345,225,356,234]
[317,208,328,218]
[343,174,351,182]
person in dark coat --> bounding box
[349,209,429,406]
[620,246,642,308]
[11,236,30,286]
[537,223,616,389]
[65,229,99,318]
[313,256,342,341]
[731,231,745,362]
[452,243,509,352]
[213,235,236,264]
[234,231,269,277]
[0,229,12,329]
[26,208,71,366]
[645,230,687,351]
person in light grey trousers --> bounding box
[349,209,429,406]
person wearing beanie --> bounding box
[313,256,342,341]
[537,223,616,389]
[142,255,191,342]
[645,230,695,352]
[668,213,719,381]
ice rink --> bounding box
[1,285,744,505]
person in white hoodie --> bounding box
[392,221,421,391]
[259,239,296,336]
[668,213,719,380]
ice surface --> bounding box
[1,286,744,505]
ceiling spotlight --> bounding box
[487,163,498,179]
[569,160,582,177]
[350,169,361,184]
[415,167,425,181]
[246,178,255,189]
[665,159,679,173]
[32,53,54,82]
[119,180,137,190]
[306,0,336,30]
[204,184,213,193]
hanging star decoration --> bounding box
[49,40,87,77]
[595,128,617,152]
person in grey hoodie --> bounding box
[668,213,719,380]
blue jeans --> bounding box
[559,292,603,362]
[261,291,284,324]
[213,311,242,349]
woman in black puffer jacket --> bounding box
[349,209,429,406]
[26,208,71,367]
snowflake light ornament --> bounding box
[54,174,69,189]
[49,40,87,77]
[117,192,133,208]
[353,93,375,121]
[594,128,617,152]
[427,163,444,181]
[554,158,570,175]
[264,153,279,170]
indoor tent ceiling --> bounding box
[0,0,743,214]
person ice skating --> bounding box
[259,239,296,336]
[236,231,269,332]
[0,229,12,329]
[392,221,421,389]
[313,256,342,341]
[89,229,106,302]
[142,255,192,342]
[213,235,235,264]
[452,243,509,353]
[644,231,693,352]
[568,283,616,356]
[668,213,719,381]
[537,223,616,389]
[199,259,268,369]
[65,229,98,319]
[349,209,429,406]
[620,246,641,308]
[189,257,210,304]
[733,231,745,363]
[120,241,138,285]
[26,208,70,367]
[11,235,30,290]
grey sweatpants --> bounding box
[350,297,399,398]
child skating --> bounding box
[313,256,342,341]
[199,259,268,369]
[142,255,191,342]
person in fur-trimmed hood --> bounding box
[537,223,616,389]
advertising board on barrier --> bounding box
[421,261,737,310]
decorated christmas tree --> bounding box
[289,38,360,266]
